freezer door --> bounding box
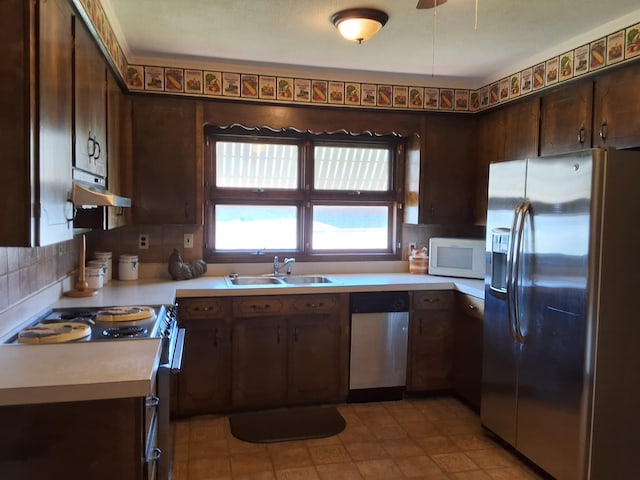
[481,159,526,446]
[515,151,595,480]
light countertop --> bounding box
[0,271,483,406]
[0,339,161,406]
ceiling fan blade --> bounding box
[416,0,448,8]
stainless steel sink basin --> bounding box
[225,274,333,286]
[226,276,282,286]
[280,275,333,284]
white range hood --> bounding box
[70,169,131,207]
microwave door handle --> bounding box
[507,202,524,342]
[512,202,531,344]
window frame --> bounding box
[203,126,405,263]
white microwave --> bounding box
[428,237,485,279]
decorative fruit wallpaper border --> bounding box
[77,0,640,113]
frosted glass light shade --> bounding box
[331,9,388,44]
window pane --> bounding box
[216,142,298,189]
[314,146,389,191]
[312,205,388,250]
[215,205,297,250]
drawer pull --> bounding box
[424,298,440,303]
[145,395,159,408]
[251,304,271,311]
[466,304,479,311]
[306,302,324,308]
[600,120,608,141]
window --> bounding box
[204,127,404,262]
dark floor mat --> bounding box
[229,406,346,443]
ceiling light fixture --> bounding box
[331,8,389,44]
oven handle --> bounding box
[170,328,185,373]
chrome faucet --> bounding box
[283,257,295,275]
[273,256,280,276]
[273,256,295,276]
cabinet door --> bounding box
[475,108,505,224]
[593,61,640,148]
[288,315,343,404]
[453,293,484,410]
[232,317,287,409]
[503,97,540,162]
[540,81,593,155]
[38,0,74,246]
[420,115,475,224]
[407,291,454,392]
[177,317,231,416]
[132,96,199,224]
[74,18,107,178]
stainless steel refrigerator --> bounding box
[482,148,640,480]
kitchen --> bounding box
[1,0,640,479]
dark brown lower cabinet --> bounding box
[175,298,232,416]
[454,293,484,410]
[232,294,349,410]
[406,291,454,392]
[0,396,155,480]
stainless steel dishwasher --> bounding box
[348,291,410,402]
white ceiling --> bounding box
[102,0,640,87]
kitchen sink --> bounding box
[226,276,282,286]
[225,274,333,287]
[280,275,333,284]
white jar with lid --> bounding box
[119,254,139,280]
[93,251,112,282]
[85,266,104,289]
[87,259,108,283]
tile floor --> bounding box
[171,396,545,480]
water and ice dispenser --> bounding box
[490,228,510,293]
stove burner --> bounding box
[59,311,97,321]
[101,326,148,338]
[41,317,95,326]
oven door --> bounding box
[157,328,185,480]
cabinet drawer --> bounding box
[233,296,287,317]
[456,293,484,320]
[179,298,228,319]
[290,294,340,314]
[412,290,454,310]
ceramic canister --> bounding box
[118,254,139,280]
[85,266,104,289]
[93,251,112,282]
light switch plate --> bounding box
[184,233,194,248]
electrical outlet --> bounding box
[184,233,194,249]
[138,234,149,249]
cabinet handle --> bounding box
[145,395,160,408]
[146,447,162,463]
[87,136,96,158]
[466,304,479,311]
[213,327,219,347]
[600,120,608,141]
[424,297,440,304]
[577,124,585,144]
[306,302,323,309]
[93,139,101,160]
[276,325,281,344]
[251,304,271,311]
[294,327,299,342]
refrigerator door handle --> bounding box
[511,201,530,344]
[507,202,524,342]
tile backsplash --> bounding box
[0,239,78,314]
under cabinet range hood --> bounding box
[71,170,131,207]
